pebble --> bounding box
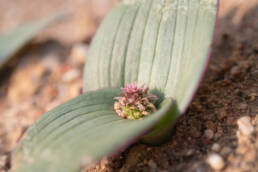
[148,160,157,169]
[69,44,88,65]
[185,149,194,156]
[207,153,225,170]
[239,103,248,110]
[62,69,80,82]
[211,143,221,152]
[204,129,214,139]
[230,66,240,75]
[220,147,232,156]
[147,147,152,151]
[42,53,61,70]
[249,93,257,101]
[237,116,254,136]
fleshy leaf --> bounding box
[84,0,218,113]
[0,13,66,69]
[12,88,175,172]
[12,0,218,171]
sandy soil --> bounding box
[0,0,257,171]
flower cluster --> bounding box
[114,83,158,120]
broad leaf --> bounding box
[12,88,175,172]
[0,13,66,68]
[84,0,218,113]
[12,0,218,171]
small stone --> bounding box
[237,116,254,136]
[239,103,248,110]
[148,160,157,169]
[220,147,232,156]
[69,44,88,65]
[185,149,194,157]
[42,53,61,70]
[204,129,214,139]
[211,143,221,152]
[147,147,152,151]
[249,93,257,101]
[230,66,240,75]
[62,69,80,82]
[207,153,225,170]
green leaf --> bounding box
[84,0,218,113]
[0,13,66,68]
[12,0,218,171]
[12,88,175,172]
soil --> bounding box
[0,0,257,172]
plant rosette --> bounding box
[11,0,219,172]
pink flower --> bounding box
[114,83,158,120]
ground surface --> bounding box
[0,0,257,172]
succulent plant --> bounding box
[10,0,219,172]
